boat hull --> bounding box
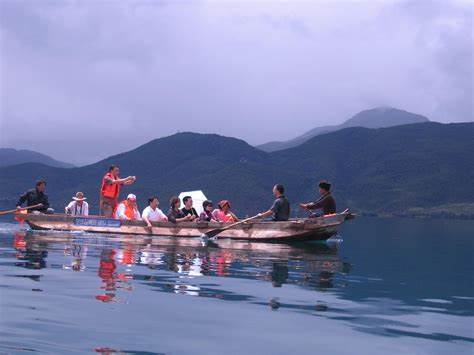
[22,212,353,242]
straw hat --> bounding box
[72,192,87,201]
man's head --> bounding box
[127,193,137,207]
[109,165,120,177]
[183,196,193,209]
[318,180,331,195]
[273,184,284,197]
[148,196,159,209]
[73,191,86,205]
[36,179,46,192]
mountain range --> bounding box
[257,107,430,152]
[0,148,74,168]
[0,121,472,219]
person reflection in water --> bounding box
[96,249,117,302]
[13,232,47,269]
[271,262,289,287]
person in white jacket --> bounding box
[65,192,89,216]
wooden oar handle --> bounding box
[0,204,43,216]
[220,214,260,231]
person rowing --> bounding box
[16,179,54,214]
[299,180,336,217]
[257,184,290,221]
[100,165,136,218]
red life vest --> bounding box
[101,172,121,199]
[118,200,138,220]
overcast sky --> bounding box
[1,0,472,165]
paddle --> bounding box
[203,214,261,239]
[0,204,43,216]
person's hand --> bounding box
[186,214,194,221]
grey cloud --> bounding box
[0,0,472,165]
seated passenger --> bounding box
[257,184,290,221]
[65,192,89,216]
[199,200,218,222]
[212,200,239,223]
[180,196,198,221]
[115,194,141,220]
[299,180,336,217]
[142,196,168,228]
[167,196,194,223]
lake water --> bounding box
[0,217,473,354]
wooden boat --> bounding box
[20,211,355,242]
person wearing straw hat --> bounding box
[65,192,89,216]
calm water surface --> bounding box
[0,217,473,354]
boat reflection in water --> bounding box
[11,231,350,305]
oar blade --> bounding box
[204,228,225,239]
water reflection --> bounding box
[2,219,473,353]
[10,231,346,303]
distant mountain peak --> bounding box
[257,107,430,152]
[0,148,74,168]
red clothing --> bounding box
[100,172,121,200]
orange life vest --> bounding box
[101,172,121,199]
[118,200,138,220]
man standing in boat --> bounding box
[100,165,136,217]
[299,180,336,216]
[257,184,290,221]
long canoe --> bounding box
[19,211,355,242]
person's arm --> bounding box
[229,211,239,222]
[65,201,74,214]
[300,196,324,211]
[16,191,28,208]
[258,209,274,219]
[116,204,128,220]
[134,210,142,220]
[123,176,136,185]
[83,202,89,216]
[177,215,194,222]
[104,175,135,185]
[157,209,168,222]
[259,200,278,218]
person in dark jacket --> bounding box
[16,180,52,213]
[299,180,336,217]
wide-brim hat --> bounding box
[72,192,87,201]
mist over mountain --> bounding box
[0,148,74,168]
[0,122,472,218]
[257,107,430,152]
